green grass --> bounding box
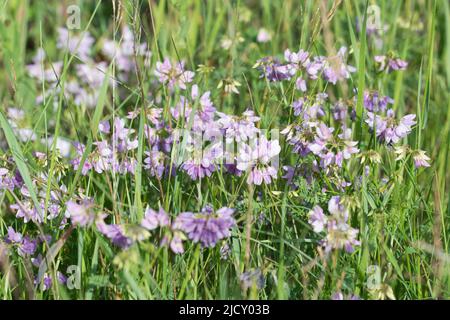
[0,0,449,300]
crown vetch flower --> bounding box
[154,58,194,90]
[175,206,235,248]
[308,124,359,168]
[308,197,360,254]
[366,109,416,144]
[67,198,96,227]
[236,136,281,185]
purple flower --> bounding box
[308,206,328,233]
[322,47,356,84]
[366,109,416,144]
[375,55,408,72]
[295,77,307,92]
[154,58,194,90]
[57,272,68,285]
[5,227,23,243]
[284,49,309,75]
[362,91,394,113]
[332,100,355,122]
[57,28,94,61]
[175,206,235,248]
[144,151,167,178]
[217,109,260,144]
[309,197,360,254]
[236,136,281,185]
[18,237,37,256]
[291,94,327,120]
[281,122,316,156]
[96,221,132,249]
[67,198,96,227]
[141,207,170,230]
[412,150,431,168]
[255,57,290,81]
[309,124,359,168]
[11,202,43,224]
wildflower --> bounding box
[375,55,408,72]
[220,242,231,260]
[322,47,356,84]
[217,109,260,144]
[141,207,170,230]
[236,136,281,185]
[66,198,96,227]
[161,231,186,254]
[332,100,356,122]
[291,93,327,120]
[254,57,290,81]
[190,84,216,122]
[154,58,194,90]
[366,109,416,144]
[96,220,132,249]
[256,28,272,43]
[57,28,94,61]
[284,49,310,75]
[295,77,307,92]
[99,120,110,134]
[143,150,167,178]
[11,202,43,224]
[308,197,360,254]
[308,124,359,168]
[181,144,221,180]
[363,91,394,113]
[281,122,316,156]
[102,26,151,74]
[18,237,37,256]
[0,168,15,191]
[308,206,328,233]
[5,227,23,243]
[175,206,235,248]
[412,150,431,168]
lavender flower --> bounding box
[96,219,132,249]
[308,197,360,254]
[412,150,431,168]
[57,28,94,61]
[254,57,290,81]
[363,91,394,113]
[322,47,356,84]
[66,199,96,227]
[308,124,359,168]
[365,109,416,144]
[375,55,408,72]
[154,58,194,90]
[141,207,170,230]
[175,206,235,248]
[217,109,260,144]
[308,206,328,233]
[236,136,281,185]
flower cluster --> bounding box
[255,46,355,86]
[71,117,138,175]
[308,197,360,253]
[174,205,235,248]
